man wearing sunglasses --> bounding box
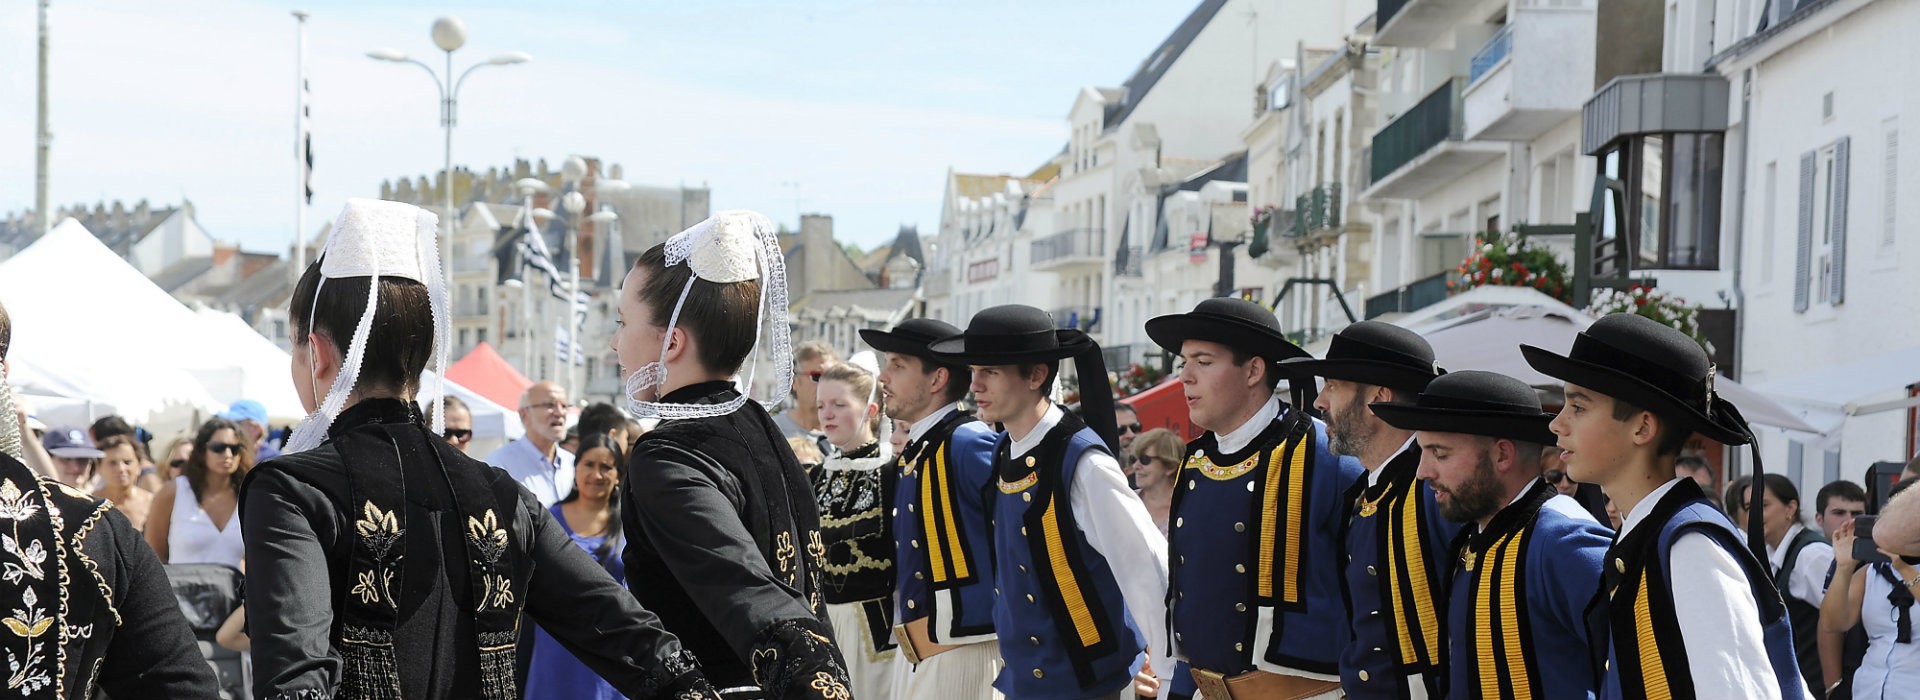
[440,395,474,453]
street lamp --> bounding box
[559,188,589,398]
[366,15,530,283]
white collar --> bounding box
[1009,403,1065,459]
[908,403,962,444]
[1617,478,1686,540]
[1367,435,1419,487]
[1214,396,1282,455]
[1469,477,1547,535]
[1767,523,1808,568]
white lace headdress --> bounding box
[818,350,892,472]
[284,198,452,453]
[622,210,792,421]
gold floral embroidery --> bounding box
[1189,452,1259,481]
[806,530,826,560]
[3,587,52,638]
[467,509,509,564]
[774,532,796,580]
[1,534,46,584]
[809,671,850,700]
[997,472,1037,494]
[351,570,382,605]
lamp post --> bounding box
[366,16,530,276]
[585,207,618,399]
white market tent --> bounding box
[1752,343,1920,450]
[0,218,522,445]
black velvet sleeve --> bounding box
[94,507,222,698]
[628,443,851,698]
[240,465,346,699]
[517,488,718,699]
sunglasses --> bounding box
[169,458,186,469]
[206,442,243,456]
[444,428,474,442]
[1132,453,1165,466]
[1543,469,1568,484]
[1120,423,1143,434]
[806,371,824,383]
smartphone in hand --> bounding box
[1855,515,1892,564]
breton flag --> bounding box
[553,325,586,366]
[517,216,591,319]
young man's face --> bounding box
[1817,497,1867,539]
[1178,339,1261,433]
[879,352,938,423]
[1547,382,1637,486]
[969,364,1039,425]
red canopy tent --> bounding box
[1121,378,1198,441]
[446,342,533,411]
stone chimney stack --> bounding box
[800,213,834,298]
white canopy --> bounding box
[1751,343,1920,448]
[0,218,522,445]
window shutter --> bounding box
[1886,125,1899,248]
[1795,151,1815,312]
[1831,137,1851,304]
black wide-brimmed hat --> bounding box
[1520,312,1749,445]
[928,304,1120,451]
[1280,321,1442,394]
[860,318,962,359]
[1144,297,1309,364]
[1371,370,1555,445]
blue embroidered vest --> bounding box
[992,413,1143,700]
[1338,445,1457,699]
[1446,482,1610,700]
[894,409,999,644]
[1167,407,1360,679]
[1591,479,1804,700]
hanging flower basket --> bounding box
[1585,284,1714,352]
[1249,205,1277,259]
[1447,228,1573,304]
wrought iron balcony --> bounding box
[1363,271,1451,319]
[1291,183,1344,238]
[1030,228,1106,271]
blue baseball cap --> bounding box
[43,426,104,459]
[219,399,269,425]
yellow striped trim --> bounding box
[1476,540,1499,700]
[1256,432,1309,602]
[1042,498,1101,647]
[1283,433,1307,603]
[1398,488,1442,664]
[1498,532,1530,694]
[936,449,968,580]
[1387,521,1415,662]
[922,451,949,582]
[1634,573,1672,699]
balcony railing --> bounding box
[1031,228,1104,267]
[1469,24,1515,85]
[1371,78,1465,185]
[1291,183,1343,238]
[1364,271,1451,318]
[1115,246,1143,277]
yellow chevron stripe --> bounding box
[1043,498,1100,647]
[1476,540,1499,700]
[1387,520,1415,663]
[1499,532,1530,695]
[1634,572,1672,700]
[922,450,949,582]
[1400,487,1441,664]
[937,448,969,580]
[1257,444,1284,599]
[1283,433,1307,604]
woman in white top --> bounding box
[1823,499,1920,700]
[146,417,249,567]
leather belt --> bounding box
[891,619,963,665]
[1190,666,1341,700]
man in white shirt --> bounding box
[1521,312,1809,700]
[485,380,574,508]
[928,304,1168,700]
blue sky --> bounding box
[0,1,1200,251]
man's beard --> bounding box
[1327,396,1375,458]
[1438,452,1505,523]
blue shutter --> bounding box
[1830,137,1850,304]
[1794,151,1815,312]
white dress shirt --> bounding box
[485,437,575,508]
[907,403,963,444]
[1009,404,1172,691]
[1616,478,1794,700]
[1766,522,1835,606]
